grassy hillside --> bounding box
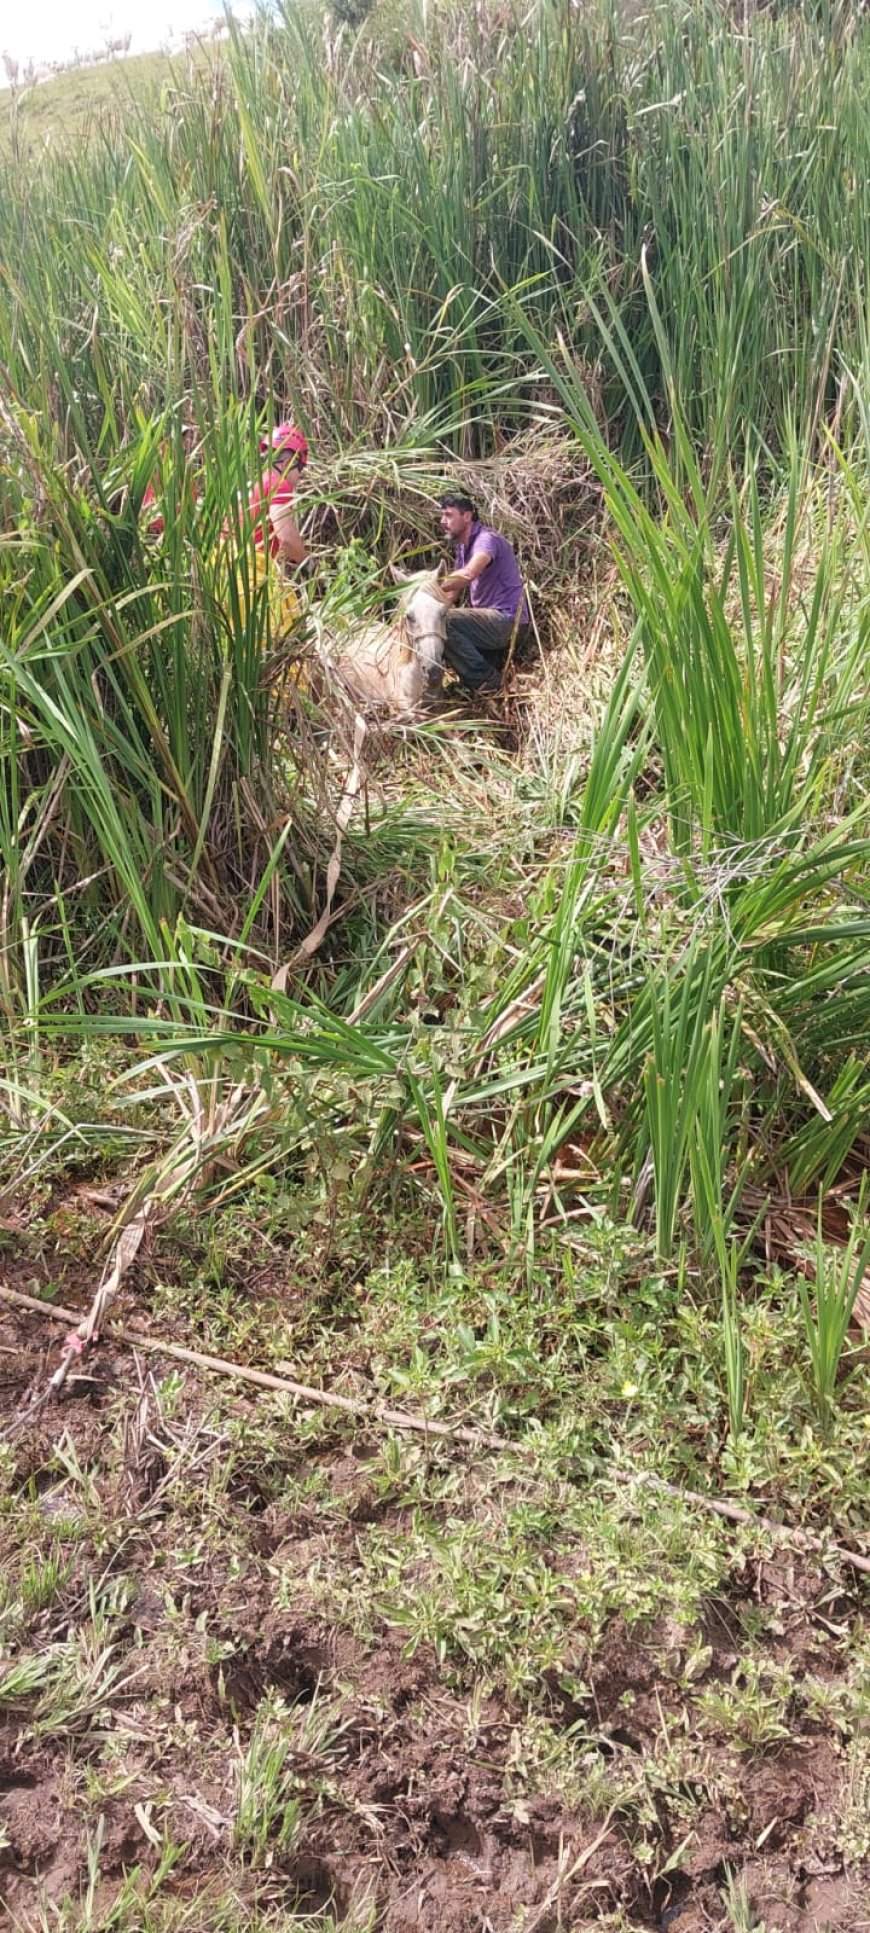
[0,40,222,151]
[1,2,869,1926]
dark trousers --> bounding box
[444,609,527,691]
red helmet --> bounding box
[260,422,309,464]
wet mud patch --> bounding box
[0,1296,868,1930]
[209,1631,328,1718]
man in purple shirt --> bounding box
[438,491,529,693]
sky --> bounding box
[1,0,239,69]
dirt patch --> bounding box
[208,1631,327,1718]
[0,1757,76,1890]
[1,1288,869,1931]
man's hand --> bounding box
[270,500,307,564]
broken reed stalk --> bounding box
[610,1470,870,1579]
[0,1283,510,1452]
[2,1283,869,1579]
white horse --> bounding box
[316,570,449,713]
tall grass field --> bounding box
[1,3,870,1928]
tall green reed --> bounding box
[5,0,870,1272]
[799,1191,870,1422]
[7,0,870,457]
[721,1248,747,1444]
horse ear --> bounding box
[389,562,414,584]
[435,559,446,579]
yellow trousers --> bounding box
[235,544,301,638]
[219,544,306,698]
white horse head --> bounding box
[393,567,449,679]
[318,566,450,715]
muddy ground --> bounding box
[0,1263,868,1932]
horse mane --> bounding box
[395,570,450,617]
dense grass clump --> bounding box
[1,15,870,1917]
[4,0,870,452]
[3,0,870,1324]
[2,13,870,1923]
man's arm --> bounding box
[441,548,491,603]
[270,498,307,564]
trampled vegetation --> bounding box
[1,2,870,1928]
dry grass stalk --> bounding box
[1,1284,513,1453]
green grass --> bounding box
[1,1167,868,1923]
[2,2,870,1919]
[0,44,223,153]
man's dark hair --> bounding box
[439,489,477,517]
